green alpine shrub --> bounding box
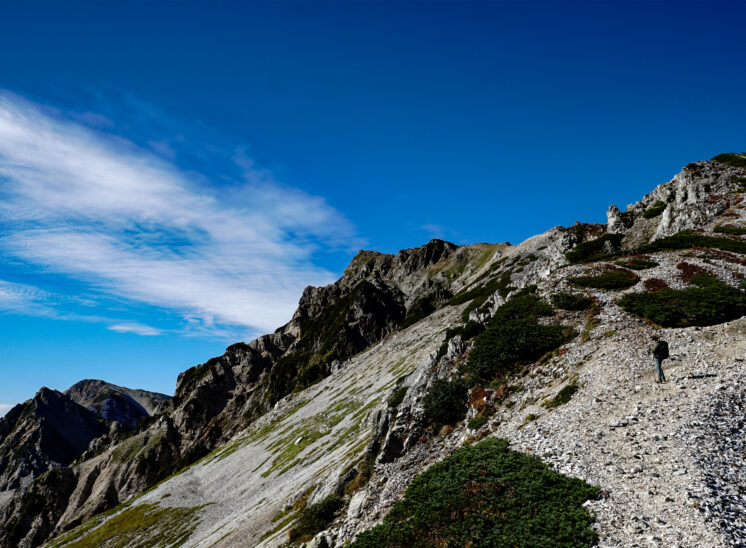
[289,495,344,542]
[462,290,574,385]
[349,438,599,548]
[422,378,468,425]
[551,292,593,311]
[618,274,746,327]
[569,269,639,290]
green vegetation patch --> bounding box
[639,231,746,255]
[423,378,468,425]
[349,437,599,548]
[643,200,667,219]
[388,386,408,408]
[48,503,207,548]
[714,225,746,235]
[615,257,659,270]
[467,415,488,430]
[462,289,575,386]
[551,292,593,311]
[544,383,579,408]
[288,495,343,543]
[618,274,746,327]
[712,153,746,169]
[569,269,639,290]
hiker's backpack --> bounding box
[656,340,669,359]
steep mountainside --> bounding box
[0,388,108,493]
[2,154,746,547]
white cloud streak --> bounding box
[0,404,14,417]
[108,323,162,336]
[0,92,357,334]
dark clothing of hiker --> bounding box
[651,339,669,383]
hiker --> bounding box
[650,335,669,383]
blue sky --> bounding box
[1,1,745,413]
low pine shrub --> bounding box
[462,290,574,385]
[467,415,488,430]
[638,231,746,256]
[714,225,746,235]
[618,275,746,327]
[422,378,468,425]
[551,292,592,311]
[569,269,639,290]
[544,383,579,408]
[712,153,746,169]
[289,495,343,542]
[615,257,659,270]
[643,200,667,219]
[349,437,599,548]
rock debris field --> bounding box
[504,317,746,548]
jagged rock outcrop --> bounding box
[4,155,746,547]
[605,159,745,248]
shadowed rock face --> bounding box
[65,379,171,427]
[0,388,108,492]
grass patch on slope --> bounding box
[349,437,599,548]
[643,200,667,219]
[46,503,208,548]
[615,257,659,270]
[543,383,579,408]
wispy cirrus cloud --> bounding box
[0,278,52,314]
[0,91,358,336]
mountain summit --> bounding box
[1,154,745,547]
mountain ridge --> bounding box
[1,154,745,547]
